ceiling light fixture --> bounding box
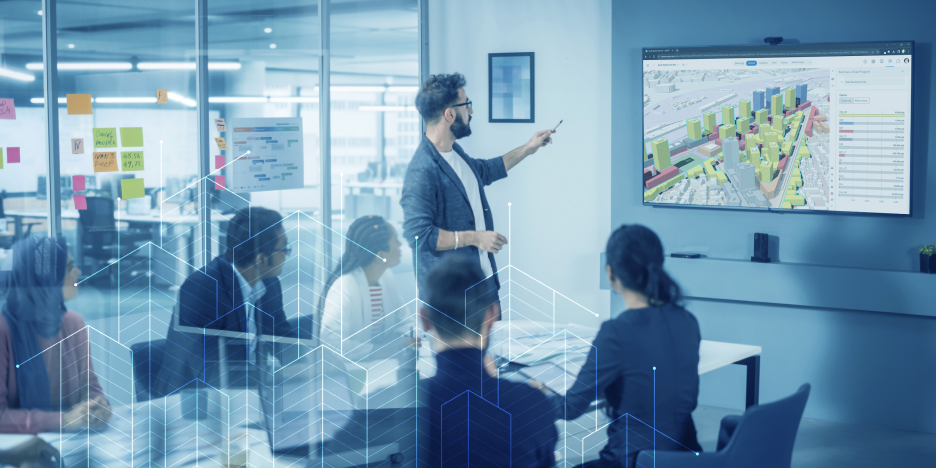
[167,91,196,107]
[359,105,415,112]
[264,28,272,33]
[137,62,242,70]
[26,62,133,71]
[0,67,36,82]
[269,44,277,49]
[67,44,75,49]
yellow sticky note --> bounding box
[121,178,145,199]
[157,89,168,104]
[93,128,117,148]
[120,127,144,147]
[121,151,144,171]
[214,137,228,150]
[93,152,118,172]
[66,94,93,115]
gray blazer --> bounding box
[401,135,508,299]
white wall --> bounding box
[430,0,612,326]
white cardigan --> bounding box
[320,267,412,360]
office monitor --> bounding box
[641,41,913,216]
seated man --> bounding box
[155,207,307,395]
[418,257,558,467]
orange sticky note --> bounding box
[214,137,228,150]
[73,194,88,210]
[215,175,225,190]
[66,94,93,115]
[93,152,118,172]
[156,89,168,104]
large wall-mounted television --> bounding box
[641,41,913,216]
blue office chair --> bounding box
[636,383,811,468]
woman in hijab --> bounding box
[0,237,111,434]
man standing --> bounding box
[401,73,555,299]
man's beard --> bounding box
[451,112,472,139]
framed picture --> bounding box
[488,52,534,123]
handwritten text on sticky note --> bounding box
[157,89,168,104]
[121,151,144,171]
[0,99,15,120]
[93,128,117,148]
[214,137,228,150]
[71,138,84,154]
[215,119,226,132]
[93,152,118,172]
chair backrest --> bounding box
[720,383,811,468]
[78,197,116,247]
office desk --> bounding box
[490,321,763,408]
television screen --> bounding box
[641,42,912,215]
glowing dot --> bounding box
[160,140,164,144]
[653,367,656,370]
[382,258,386,262]
[246,150,250,154]
[16,365,19,368]
[74,283,78,287]
[508,202,511,206]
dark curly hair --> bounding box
[415,73,466,123]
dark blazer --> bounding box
[562,304,703,467]
[154,257,301,395]
[401,135,508,299]
[419,348,558,467]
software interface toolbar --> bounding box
[642,42,912,215]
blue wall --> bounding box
[611,0,936,433]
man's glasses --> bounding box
[273,246,293,258]
[451,99,472,109]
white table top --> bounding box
[699,340,762,375]
[6,209,205,225]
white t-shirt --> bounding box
[439,150,494,278]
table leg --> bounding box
[734,355,760,408]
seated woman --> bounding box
[0,237,111,434]
[320,216,414,360]
[561,225,702,467]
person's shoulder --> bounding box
[61,311,87,332]
[0,314,10,336]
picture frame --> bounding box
[488,52,535,123]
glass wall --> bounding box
[0,0,422,465]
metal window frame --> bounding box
[38,0,430,268]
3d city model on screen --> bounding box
[642,42,912,215]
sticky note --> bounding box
[0,149,3,169]
[121,151,144,171]
[66,94,93,115]
[157,89,168,104]
[7,147,20,163]
[71,138,84,154]
[93,152,118,172]
[215,155,225,169]
[72,175,86,191]
[214,118,226,132]
[121,178,145,199]
[93,128,117,148]
[215,175,225,190]
[73,194,88,210]
[0,99,15,120]
[120,127,144,147]
[214,137,228,150]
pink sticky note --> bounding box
[73,194,88,210]
[7,147,20,163]
[215,155,225,169]
[0,99,15,120]
[72,175,86,191]
[215,175,225,190]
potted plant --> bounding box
[921,245,936,273]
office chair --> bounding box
[77,196,151,284]
[0,192,42,249]
[636,383,811,468]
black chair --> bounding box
[77,196,150,283]
[130,339,169,402]
[0,191,42,249]
[636,383,811,468]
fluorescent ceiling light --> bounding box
[269,96,319,103]
[0,67,36,82]
[167,91,196,107]
[95,97,158,103]
[264,27,272,33]
[137,62,242,70]
[386,86,418,93]
[30,97,68,104]
[359,105,414,112]
[209,96,268,103]
[26,62,133,71]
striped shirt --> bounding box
[370,286,383,323]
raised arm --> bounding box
[502,129,555,172]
